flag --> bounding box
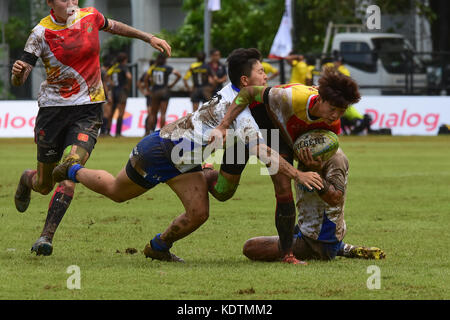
[269,0,293,59]
[208,0,221,11]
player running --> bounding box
[144,53,181,133]
[50,83,324,263]
[11,0,171,256]
[243,147,386,262]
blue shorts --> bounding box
[293,225,342,261]
[126,131,202,189]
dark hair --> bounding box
[226,48,262,88]
[210,48,220,56]
[117,52,128,64]
[197,52,206,62]
[318,68,361,108]
[156,52,167,66]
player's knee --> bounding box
[210,174,239,202]
[242,239,259,260]
[188,207,209,225]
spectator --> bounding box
[262,61,280,81]
[286,53,312,85]
[208,48,228,95]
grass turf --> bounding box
[0,136,449,300]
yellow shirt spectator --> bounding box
[290,60,311,84]
[262,61,280,81]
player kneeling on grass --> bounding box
[51,95,324,262]
[243,146,385,262]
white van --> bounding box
[330,33,427,95]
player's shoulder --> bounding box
[81,7,101,15]
[190,62,202,69]
[327,148,349,171]
[217,83,236,102]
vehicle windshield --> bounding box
[372,37,425,74]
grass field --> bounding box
[0,136,449,300]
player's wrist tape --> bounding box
[317,179,330,195]
[68,164,84,183]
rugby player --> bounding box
[243,147,386,261]
[183,52,214,112]
[207,68,361,264]
[144,53,181,133]
[11,0,171,256]
[50,69,324,262]
[106,52,132,137]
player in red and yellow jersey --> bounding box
[213,68,361,148]
[11,0,171,256]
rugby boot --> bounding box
[143,242,185,263]
[347,246,386,260]
[14,170,36,213]
[31,236,53,256]
[52,154,81,183]
[281,253,308,265]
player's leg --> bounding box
[32,105,103,255]
[14,106,68,213]
[68,165,148,202]
[243,236,282,262]
[204,141,249,201]
[337,242,386,259]
[115,91,128,137]
[145,95,152,136]
[148,91,161,132]
[144,171,209,262]
[270,171,297,258]
[244,235,307,265]
[159,89,170,128]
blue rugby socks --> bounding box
[68,164,84,183]
[151,233,172,252]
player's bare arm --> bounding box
[169,70,182,89]
[250,142,323,191]
[11,60,33,86]
[104,19,171,56]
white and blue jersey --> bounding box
[127,84,263,188]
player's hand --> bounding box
[208,126,227,146]
[281,253,307,265]
[12,60,27,77]
[149,36,172,57]
[299,148,323,172]
[295,171,323,191]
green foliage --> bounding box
[159,0,284,57]
[161,0,436,57]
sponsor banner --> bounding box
[1,96,450,137]
[354,96,450,135]
[0,98,193,138]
